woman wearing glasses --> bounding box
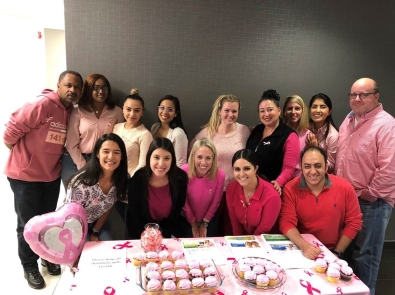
[151,95,188,167]
[305,93,338,173]
[61,73,124,188]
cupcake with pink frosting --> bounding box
[205,275,218,292]
[171,250,183,262]
[175,269,189,283]
[159,250,170,262]
[191,277,205,294]
[328,263,341,271]
[253,265,265,275]
[187,258,200,271]
[146,251,159,263]
[162,270,176,281]
[189,268,203,279]
[327,267,340,283]
[162,279,177,295]
[203,266,216,277]
[256,274,269,287]
[145,262,159,272]
[146,270,161,281]
[266,270,278,286]
[177,278,192,295]
[314,258,328,273]
[340,266,353,281]
[161,260,174,271]
[238,263,251,279]
[175,259,188,270]
[146,278,161,293]
[199,258,212,270]
[132,252,145,266]
[244,270,257,283]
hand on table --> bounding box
[301,243,322,260]
[90,234,99,242]
[271,180,282,195]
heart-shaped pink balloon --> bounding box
[24,203,88,265]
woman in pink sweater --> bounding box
[180,138,225,237]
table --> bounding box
[53,234,370,295]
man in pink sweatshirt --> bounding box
[3,70,83,289]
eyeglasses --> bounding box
[158,106,175,113]
[348,92,376,99]
[92,86,109,92]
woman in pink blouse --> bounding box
[180,138,225,238]
[305,93,339,173]
[61,74,124,188]
[226,149,281,235]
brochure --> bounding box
[181,239,226,265]
[261,234,314,269]
[224,235,270,259]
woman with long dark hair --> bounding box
[66,133,128,241]
[126,137,188,238]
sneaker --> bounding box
[24,270,45,289]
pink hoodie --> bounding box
[4,89,71,181]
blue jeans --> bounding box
[347,198,392,295]
[87,219,112,241]
[61,150,91,190]
[9,177,61,272]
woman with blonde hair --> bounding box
[190,94,250,235]
[283,95,310,177]
[180,138,225,238]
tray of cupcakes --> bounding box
[314,257,354,283]
[135,250,224,294]
[231,257,287,290]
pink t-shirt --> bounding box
[148,184,172,220]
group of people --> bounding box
[4,70,394,295]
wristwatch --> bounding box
[89,228,100,237]
[203,221,209,228]
[330,249,343,258]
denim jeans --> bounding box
[61,150,91,190]
[9,177,61,272]
[87,219,112,241]
[346,198,392,295]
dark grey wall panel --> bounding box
[65,0,395,238]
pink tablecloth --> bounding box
[54,235,370,295]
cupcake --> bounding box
[161,260,174,271]
[203,266,216,277]
[178,278,192,295]
[189,268,203,279]
[244,270,257,283]
[146,278,161,295]
[237,263,251,279]
[253,265,265,275]
[163,279,177,295]
[159,250,170,262]
[244,258,256,268]
[162,270,176,281]
[199,258,212,270]
[314,258,328,273]
[171,250,183,262]
[175,258,188,270]
[145,262,159,272]
[336,259,348,268]
[265,262,277,272]
[146,270,161,281]
[205,275,218,293]
[256,274,269,287]
[325,256,336,265]
[266,270,278,286]
[187,258,200,271]
[146,251,159,263]
[327,267,340,283]
[255,258,267,266]
[175,269,189,283]
[191,277,205,294]
[328,262,341,271]
[340,266,353,281]
[133,252,145,266]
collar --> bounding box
[347,103,383,122]
[237,176,265,202]
[299,173,332,190]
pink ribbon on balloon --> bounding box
[300,279,321,295]
[336,287,343,294]
[103,286,116,295]
[58,229,80,259]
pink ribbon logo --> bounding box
[215,291,225,295]
[160,244,168,250]
[103,286,116,295]
[300,279,321,295]
[312,241,323,247]
[220,241,226,246]
[126,258,131,264]
[113,241,133,250]
[241,290,248,295]
[58,229,80,260]
[315,253,325,260]
[174,237,181,241]
[227,257,237,264]
[304,270,314,277]
[336,287,343,294]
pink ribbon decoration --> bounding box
[103,286,116,295]
[220,241,226,246]
[215,291,225,295]
[227,257,237,264]
[112,241,133,250]
[312,241,323,247]
[126,258,131,264]
[58,229,80,260]
[241,290,248,295]
[160,244,169,250]
[304,270,314,277]
[300,279,321,295]
[174,237,181,241]
[123,277,129,283]
[336,287,343,294]
[315,253,325,260]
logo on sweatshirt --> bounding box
[45,117,53,123]
[50,122,66,130]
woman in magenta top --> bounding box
[226,149,281,235]
[126,137,188,239]
[180,138,225,238]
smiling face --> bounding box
[310,98,331,128]
[150,148,172,178]
[219,101,239,126]
[57,74,83,108]
[301,149,327,191]
[284,101,302,125]
[123,98,143,126]
[258,99,281,128]
[96,140,122,173]
[194,146,213,177]
[349,78,379,117]
[233,158,257,187]
[158,99,177,124]
[92,78,108,104]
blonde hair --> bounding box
[282,95,309,134]
[203,95,240,138]
[130,88,139,95]
[187,138,218,181]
